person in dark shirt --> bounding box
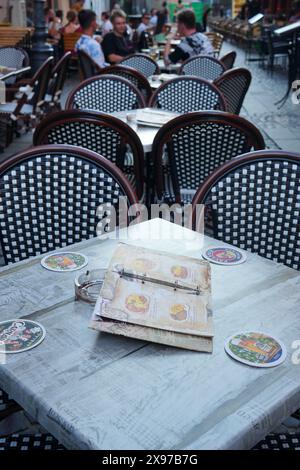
[102,9,135,64]
[164,9,214,66]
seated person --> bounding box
[75,9,106,68]
[101,11,113,36]
[63,10,81,34]
[164,9,214,65]
[149,8,158,28]
[136,13,152,38]
[102,9,135,64]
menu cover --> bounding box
[90,244,213,352]
[135,108,179,127]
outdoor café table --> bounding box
[0,218,300,450]
[111,108,180,153]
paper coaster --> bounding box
[225,332,287,368]
[41,252,88,272]
[0,319,46,354]
[202,246,247,265]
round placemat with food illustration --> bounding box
[0,319,46,354]
[41,252,88,272]
[224,332,286,368]
[202,247,247,266]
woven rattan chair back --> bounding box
[153,112,265,204]
[98,65,153,103]
[192,150,300,270]
[65,74,145,112]
[119,53,160,78]
[179,55,226,81]
[214,68,252,115]
[0,145,138,264]
[33,110,144,199]
[149,76,227,113]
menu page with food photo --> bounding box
[97,244,213,340]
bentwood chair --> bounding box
[0,144,138,265]
[204,32,224,57]
[65,75,145,113]
[152,112,265,204]
[179,55,226,81]
[220,50,237,70]
[98,65,153,104]
[192,150,300,271]
[0,46,30,85]
[0,56,54,135]
[119,53,160,78]
[214,68,252,115]
[77,49,103,79]
[33,110,144,199]
[44,52,72,112]
[149,76,227,113]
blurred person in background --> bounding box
[102,9,135,64]
[101,12,113,36]
[75,9,106,67]
[62,10,81,34]
[164,9,214,65]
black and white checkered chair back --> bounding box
[66,75,145,113]
[119,54,159,78]
[0,46,29,85]
[33,111,144,199]
[180,56,225,81]
[214,68,252,115]
[153,112,265,203]
[0,145,137,264]
[99,65,152,102]
[149,77,227,113]
[192,151,300,270]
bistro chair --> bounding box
[33,110,144,200]
[0,144,138,265]
[0,433,66,451]
[179,55,226,81]
[214,68,252,115]
[98,65,153,104]
[0,46,30,85]
[119,53,160,78]
[77,48,103,79]
[153,112,265,204]
[0,56,54,135]
[44,52,72,113]
[204,32,224,57]
[220,50,237,70]
[65,75,145,113]
[192,150,300,271]
[149,76,227,113]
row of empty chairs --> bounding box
[31,109,265,205]
[1,144,299,271]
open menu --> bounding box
[135,108,179,127]
[90,244,213,352]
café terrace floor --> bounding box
[0,41,300,440]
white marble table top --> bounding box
[0,218,300,450]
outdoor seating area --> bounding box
[0,0,300,457]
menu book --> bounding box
[135,108,179,127]
[91,244,213,352]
